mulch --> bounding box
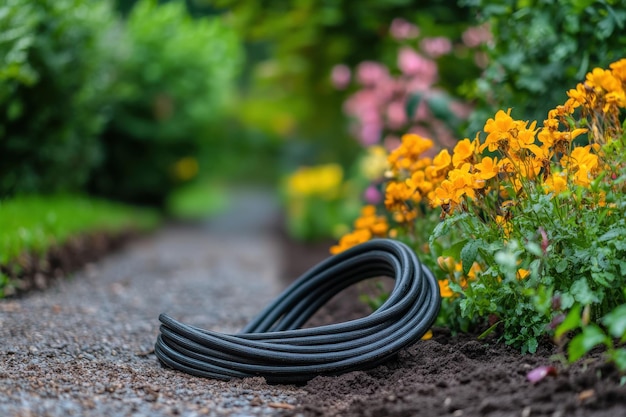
[279,236,626,417]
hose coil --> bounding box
[155,238,440,383]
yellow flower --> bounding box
[438,279,454,298]
[430,149,453,174]
[543,172,567,194]
[388,133,434,173]
[561,145,599,187]
[565,83,590,109]
[360,146,389,180]
[330,229,372,255]
[287,164,343,198]
[437,256,456,273]
[474,156,499,181]
[586,68,622,94]
[610,58,626,82]
[452,138,476,168]
[495,215,512,237]
[517,268,530,280]
[481,109,527,153]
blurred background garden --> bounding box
[1,0,625,296]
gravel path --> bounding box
[0,190,305,417]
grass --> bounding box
[165,179,229,221]
[0,194,160,266]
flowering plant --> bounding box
[332,59,626,368]
[283,164,360,241]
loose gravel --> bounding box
[0,193,305,417]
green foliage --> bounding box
[201,0,477,167]
[0,0,115,195]
[89,0,242,206]
[463,0,626,132]
[165,179,229,221]
[556,298,626,372]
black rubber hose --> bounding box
[155,238,441,383]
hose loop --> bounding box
[155,238,441,383]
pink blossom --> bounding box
[386,100,407,130]
[462,24,492,48]
[384,135,401,151]
[420,37,452,58]
[364,185,382,205]
[389,18,419,40]
[343,90,378,119]
[527,366,557,384]
[359,123,382,146]
[331,64,351,90]
[398,47,438,86]
[356,61,389,87]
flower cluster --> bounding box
[285,164,343,199]
[332,20,484,150]
[331,58,626,356]
[330,205,389,255]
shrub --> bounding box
[332,58,626,368]
[463,0,626,133]
[0,0,115,195]
[89,0,241,206]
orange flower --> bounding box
[438,279,454,298]
[481,109,526,153]
[474,156,499,181]
[452,138,476,168]
[330,229,372,255]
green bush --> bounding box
[463,0,626,132]
[0,0,115,195]
[89,0,241,206]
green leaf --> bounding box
[555,258,568,273]
[602,305,626,339]
[555,305,581,339]
[598,227,626,242]
[525,337,539,354]
[460,239,480,275]
[610,349,626,372]
[442,239,468,260]
[568,324,608,362]
[405,92,422,120]
[426,94,457,125]
[570,278,599,305]
[477,321,500,340]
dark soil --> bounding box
[280,238,626,417]
[1,230,138,297]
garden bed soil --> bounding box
[1,230,138,297]
[280,237,626,417]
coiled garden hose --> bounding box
[155,238,440,383]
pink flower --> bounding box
[359,123,382,146]
[398,47,438,86]
[331,64,351,90]
[462,24,492,48]
[386,100,407,130]
[389,18,419,40]
[356,61,389,87]
[384,135,402,151]
[364,185,382,204]
[420,37,452,58]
